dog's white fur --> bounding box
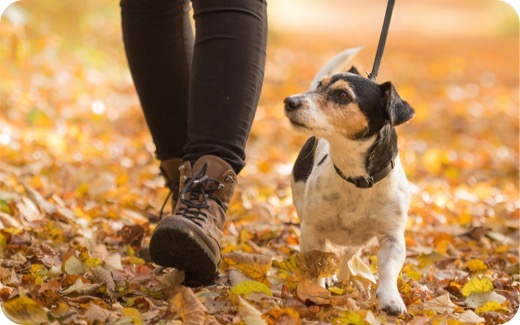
[290,49,410,314]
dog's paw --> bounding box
[377,289,407,315]
[317,275,338,288]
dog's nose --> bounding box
[284,96,301,112]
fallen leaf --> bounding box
[464,259,488,273]
[223,252,272,286]
[122,307,142,324]
[332,310,365,325]
[475,301,505,314]
[453,310,486,323]
[60,278,103,295]
[345,254,376,284]
[419,293,458,314]
[262,307,300,325]
[237,295,268,325]
[461,276,494,297]
[294,250,336,280]
[170,286,217,325]
[231,280,273,297]
[296,278,331,305]
[90,266,116,292]
[2,296,49,324]
[464,291,507,309]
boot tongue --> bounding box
[192,155,230,179]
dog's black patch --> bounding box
[366,124,398,176]
[293,136,317,183]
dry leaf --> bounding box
[223,252,272,286]
[345,254,376,284]
[170,286,215,325]
[237,296,268,325]
[2,296,49,324]
[90,266,115,292]
[294,250,336,280]
[296,278,331,305]
[453,310,486,323]
[262,307,300,325]
[419,293,458,314]
[464,291,507,309]
[60,278,103,295]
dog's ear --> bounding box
[380,82,415,126]
[348,66,360,75]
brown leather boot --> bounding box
[159,158,183,212]
[149,155,237,285]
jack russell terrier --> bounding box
[284,48,414,315]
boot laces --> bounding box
[176,163,224,227]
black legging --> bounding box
[120,0,268,174]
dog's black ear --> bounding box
[348,66,360,75]
[380,82,415,126]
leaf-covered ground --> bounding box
[1,0,519,324]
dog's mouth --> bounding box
[288,118,310,130]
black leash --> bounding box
[369,0,395,81]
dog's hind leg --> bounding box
[376,234,407,315]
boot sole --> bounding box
[149,220,219,286]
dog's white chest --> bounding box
[295,152,409,248]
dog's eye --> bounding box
[337,91,351,103]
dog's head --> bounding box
[284,67,414,139]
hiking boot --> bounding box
[159,158,183,213]
[149,155,237,286]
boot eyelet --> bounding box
[225,175,234,183]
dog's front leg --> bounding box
[376,234,407,315]
[300,222,331,287]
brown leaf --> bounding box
[294,250,336,280]
[119,224,145,248]
[296,278,331,305]
[170,286,218,325]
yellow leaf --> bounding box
[461,276,494,297]
[328,286,344,295]
[475,301,504,315]
[2,296,49,325]
[123,307,142,324]
[230,280,273,297]
[222,252,272,286]
[464,259,488,273]
[0,233,6,257]
[272,254,297,273]
[333,310,365,325]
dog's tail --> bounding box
[310,46,363,91]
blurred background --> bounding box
[0,0,518,237]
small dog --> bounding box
[284,49,414,315]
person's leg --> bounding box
[184,0,268,174]
[149,0,268,285]
[120,0,193,162]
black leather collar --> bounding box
[333,159,395,188]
